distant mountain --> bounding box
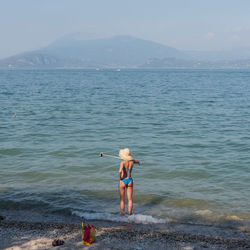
[1,34,250,68]
[0,51,103,68]
[0,35,186,68]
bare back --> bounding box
[119,160,134,180]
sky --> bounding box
[1,0,250,59]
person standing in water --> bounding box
[118,148,140,215]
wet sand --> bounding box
[0,211,250,249]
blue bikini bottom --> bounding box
[118,178,133,188]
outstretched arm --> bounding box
[133,160,140,165]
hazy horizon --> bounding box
[1,0,250,59]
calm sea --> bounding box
[0,69,250,227]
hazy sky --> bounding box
[1,0,250,59]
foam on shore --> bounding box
[72,211,169,224]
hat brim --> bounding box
[119,148,133,161]
[120,155,133,161]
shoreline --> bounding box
[1,211,250,249]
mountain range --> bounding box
[1,34,250,69]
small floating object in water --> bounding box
[14,113,16,119]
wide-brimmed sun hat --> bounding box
[119,148,133,161]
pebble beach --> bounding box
[1,211,250,250]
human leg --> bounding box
[126,180,133,215]
[119,180,125,215]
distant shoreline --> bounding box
[1,67,250,70]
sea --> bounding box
[0,68,250,228]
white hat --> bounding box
[119,148,133,161]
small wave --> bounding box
[0,148,23,156]
[72,211,169,224]
[195,209,213,216]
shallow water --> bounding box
[0,69,250,226]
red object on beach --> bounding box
[83,225,91,243]
[82,220,95,245]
